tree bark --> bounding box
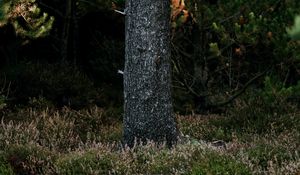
[61,0,78,63]
[61,0,71,61]
[123,0,178,147]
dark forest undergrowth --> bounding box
[0,100,299,174]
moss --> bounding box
[191,150,251,175]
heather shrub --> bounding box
[177,115,233,141]
[4,144,55,175]
[0,110,81,152]
[0,107,123,151]
[246,143,294,171]
[55,148,117,175]
[190,150,251,175]
[57,107,123,142]
[54,142,251,174]
[0,106,299,174]
[0,151,13,175]
[178,92,300,142]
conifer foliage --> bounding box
[288,15,300,40]
[0,0,54,39]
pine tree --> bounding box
[123,0,178,147]
[0,0,54,39]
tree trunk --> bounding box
[123,0,178,147]
[61,0,71,61]
[61,0,78,63]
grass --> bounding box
[0,103,299,174]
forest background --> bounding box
[0,0,300,174]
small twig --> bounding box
[117,70,124,75]
[6,81,11,98]
[114,9,126,15]
[209,69,270,107]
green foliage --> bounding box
[261,76,293,107]
[0,0,54,38]
[0,0,9,25]
[0,151,14,175]
[287,15,300,40]
[0,164,13,175]
[172,0,300,112]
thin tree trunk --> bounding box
[61,0,71,61]
[123,0,178,147]
[71,0,78,64]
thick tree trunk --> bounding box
[123,0,178,147]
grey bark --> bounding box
[123,0,178,147]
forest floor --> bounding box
[0,105,299,174]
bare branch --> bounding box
[208,69,270,107]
